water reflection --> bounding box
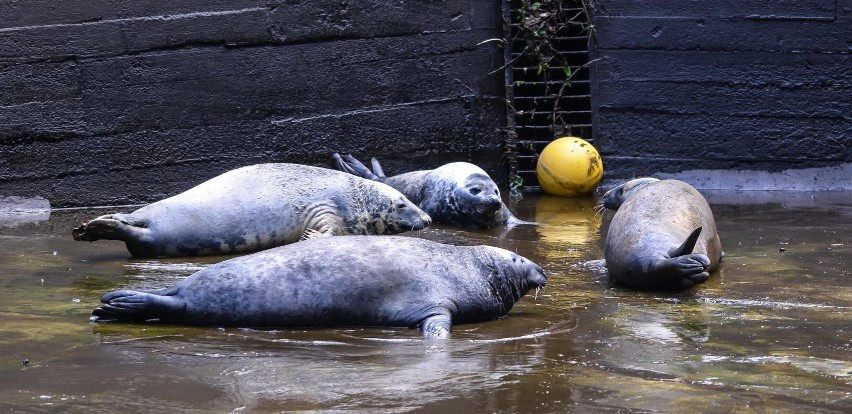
[0,193,850,412]
[533,195,601,246]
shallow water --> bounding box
[0,192,850,413]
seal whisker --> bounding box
[593,202,608,219]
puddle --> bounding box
[0,192,849,412]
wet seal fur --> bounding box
[91,235,547,338]
[72,163,431,258]
[600,178,722,290]
[333,153,530,228]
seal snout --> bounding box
[510,253,547,289]
[528,264,547,288]
[390,199,432,232]
[485,193,501,206]
[601,187,623,210]
[417,212,433,229]
[474,193,503,215]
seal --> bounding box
[91,235,547,338]
[72,163,431,258]
[599,178,722,290]
[333,153,530,228]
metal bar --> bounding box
[501,0,519,178]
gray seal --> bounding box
[600,178,722,290]
[333,153,530,228]
[91,235,547,338]
[72,163,431,258]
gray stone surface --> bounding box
[657,163,852,191]
[0,1,506,207]
[590,0,851,180]
[0,196,51,228]
[2,1,849,206]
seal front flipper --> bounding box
[92,289,185,322]
[72,214,151,243]
[332,153,381,180]
[299,228,329,241]
[420,312,452,339]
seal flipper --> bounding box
[668,226,702,257]
[648,253,711,289]
[72,214,151,243]
[92,289,185,322]
[420,313,452,339]
[299,228,329,241]
[503,207,536,227]
[332,153,381,181]
[641,227,710,288]
[370,158,387,178]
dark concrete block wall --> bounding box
[0,1,507,207]
[590,0,851,179]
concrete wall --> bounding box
[0,1,506,207]
[590,0,851,182]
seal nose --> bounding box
[528,265,547,288]
[602,188,621,210]
[480,194,502,213]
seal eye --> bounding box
[469,188,482,195]
[396,203,407,210]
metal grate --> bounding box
[503,0,593,189]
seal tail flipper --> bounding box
[332,153,381,181]
[668,226,703,257]
[370,158,387,178]
[649,253,711,289]
[420,313,452,339]
[72,214,151,243]
[91,289,185,322]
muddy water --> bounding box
[0,192,849,413]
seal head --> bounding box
[601,177,660,210]
[419,164,509,228]
[483,247,547,308]
[357,183,433,235]
[333,153,531,229]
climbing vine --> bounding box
[509,0,598,135]
[512,0,591,77]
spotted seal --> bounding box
[599,178,722,290]
[72,163,431,258]
[91,235,547,338]
[333,153,530,228]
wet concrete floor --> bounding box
[0,191,849,413]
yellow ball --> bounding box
[536,137,603,196]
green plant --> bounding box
[509,0,599,135]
